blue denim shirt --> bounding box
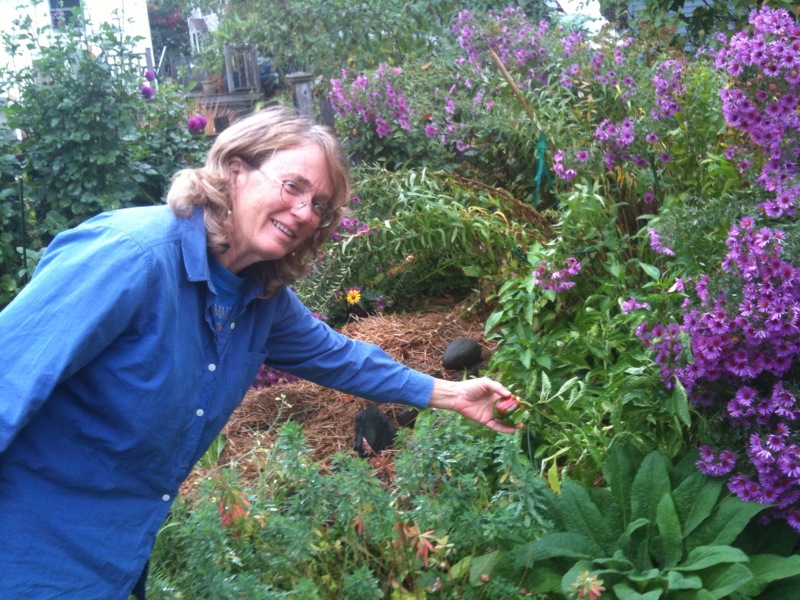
[0,205,433,598]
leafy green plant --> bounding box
[148,411,553,599]
[295,167,548,324]
[0,2,210,308]
[472,444,800,598]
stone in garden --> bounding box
[442,337,483,370]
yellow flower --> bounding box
[346,288,362,305]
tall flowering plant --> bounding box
[329,63,413,139]
[639,217,800,529]
[714,6,800,218]
[637,6,800,531]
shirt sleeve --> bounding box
[0,223,150,453]
[263,289,434,409]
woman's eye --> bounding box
[283,180,303,195]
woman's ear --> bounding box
[227,156,244,176]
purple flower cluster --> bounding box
[651,59,686,120]
[140,85,154,100]
[330,217,376,242]
[715,6,800,217]
[451,7,550,84]
[187,114,207,133]
[552,38,682,187]
[329,64,413,139]
[639,215,800,528]
[648,227,675,256]
[532,256,581,292]
[250,364,300,390]
[621,297,650,313]
[560,35,635,96]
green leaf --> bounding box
[673,545,749,572]
[666,379,692,426]
[655,493,683,568]
[469,551,499,586]
[672,471,724,538]
[667,570,703,590]
[686,496,769,550]
[700,562,753,599]
[612,581,664,599]
[517,532,603,565]
[638,261,661,281]
[736,554,800,596]
[559,481,617,554]
[631,452,671,528]
[604,444,644,526]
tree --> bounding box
[195,0,559,80]
[598,0,798,47]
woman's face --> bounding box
[220,143,333,274]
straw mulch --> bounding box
[181,305,491,494]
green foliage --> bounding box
[600,0,798,48]
[294,167,545,325]
[0,2,210,307]
[485,181,693,479]
[148,411,552,598]
[472,445,800,598]
[194,0,556,79]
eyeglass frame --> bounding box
[255,166,335,229]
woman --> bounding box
[0,106,514,598]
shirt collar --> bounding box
[181,206,266,299]
[181,206,210,283]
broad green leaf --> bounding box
[667,570,703,590]
[686,496,769,550]
[673,545,749,572]
[700,562,753,599]
[638,261,661,281]
[468,551,499,586]
[612,581,664,599]
[631,452,671,528]
[449,555,472,580]
[666,379,692,426]
[517,532,603,565]
[559,481,617,553]
[603,444,644,526]
[655,493,683,568]
[736,554,800,596]
[672,471,724,538]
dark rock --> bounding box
[442,337,483,370]
[354,405,397,457]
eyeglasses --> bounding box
[258,169,334,229]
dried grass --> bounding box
[182,306,490,493]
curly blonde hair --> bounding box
[167,105,351,297]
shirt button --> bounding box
[196,409,204,417]
[208,363,216,372]
[162,494,171,502]
[230,321,236,329]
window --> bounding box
[50,0,82,29]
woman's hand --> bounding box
[428,377,522,433]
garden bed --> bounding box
[181,303,490,495]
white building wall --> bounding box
[0,0,153,73]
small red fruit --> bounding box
[493,394,521,425]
